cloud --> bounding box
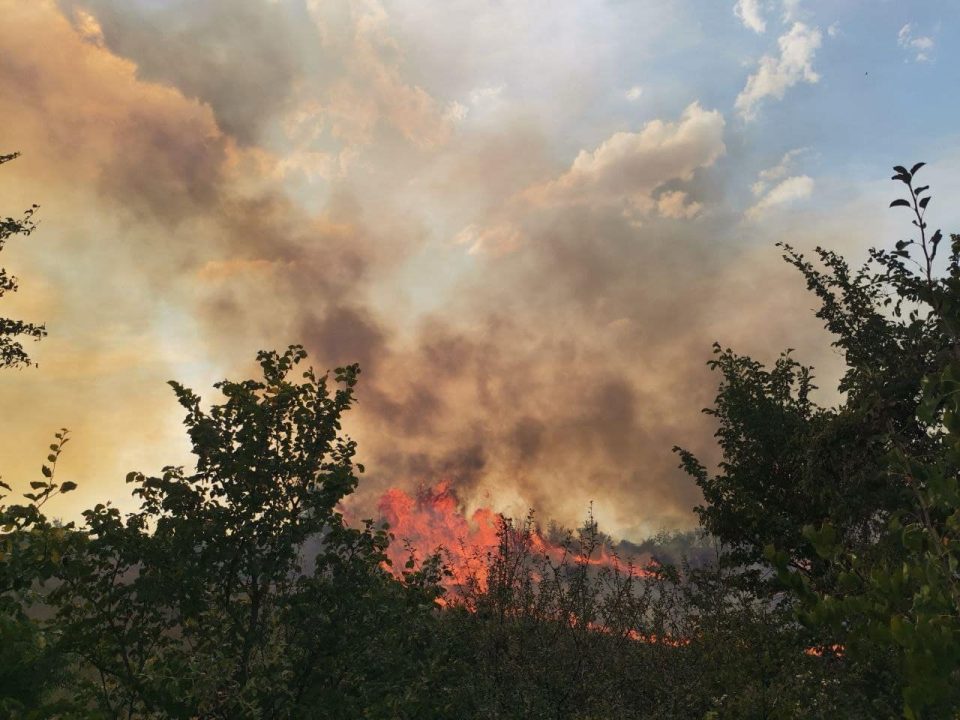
[522,102,725,220]
[781,0,802,23]
[734,0,766,33]
[71,7,105,46]
[898,24,934,63]
[735,22,822,121]
[751,147,808,196]
[746,174,814,219]
[656,190,703,219]
[59,0,457,150]
[58,0,313,145]
[444,101,469,123]
[625,85,644,101]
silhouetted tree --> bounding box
[0,152,46,369]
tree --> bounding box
[0,431,80,717]
[778,166,960,719]
[437,512,878,720]
[1,153,74,716]
[49,346,454,718]
[675,166,946,592]
[0,152,46,369]
[679,163,959,717]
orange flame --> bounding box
[376,481,652,593]
[804,643,845,657]
[372,483,831,657]
[377,480,500,589]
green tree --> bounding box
[0,431,81,717]
[679,162,959,717]
[0,152,46,369]
[50,346,454,718]
[675,164,951,600]
[775,166,960,719]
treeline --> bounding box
[1,157,959,719]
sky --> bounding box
[1,0,959,540]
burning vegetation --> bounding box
[375,480,655,597]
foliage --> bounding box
[770,166,960,718]
[44,347,457,718]
[675,226,941,590]
[0,152,46,369]
[678,162,959,717]
[0,431,81,717]
[435,514,881,719]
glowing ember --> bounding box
[804,644,845,657]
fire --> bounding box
[377,481,500,589]
[804,644,845,657]
[372,483,827,657]
[376,481,652,592]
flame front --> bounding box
[374,483,831,657]
[376,481,651,593]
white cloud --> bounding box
[781,0,802,23]
[625,85,643,101]
[734,0,766,33]
[827,22,840,38]
[898,24,934,63]
[522,102,725,219]
[735,22,822,121]
[751,147,808,196]
[746,174,814,219]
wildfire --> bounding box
[375,480,652,592]
[371,483,832,657]
[804,644,845,657]
[377,481,500,589]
